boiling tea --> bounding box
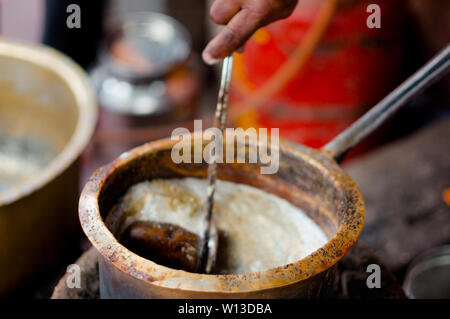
[107,177,328,274]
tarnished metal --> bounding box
[202,55,234,274]
[80,135,364,298]
[0,40,97,296]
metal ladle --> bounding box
[199,55,234,274]
[120,56,234,274]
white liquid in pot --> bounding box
[108,177,328,274]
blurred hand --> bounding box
[202,0,298,64]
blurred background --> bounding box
[0,0,449,298]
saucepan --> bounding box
[0,41,97,296]
[79,44,450,298]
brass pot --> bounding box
[80,137,363,298]
[79,44,449,298]
[0,41,97,296]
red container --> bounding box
[231,0,406,150]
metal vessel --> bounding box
[0,41,97,296]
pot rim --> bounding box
[79,137,364,293]
[0,40,98,206]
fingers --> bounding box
[209,0,241,25]
[202,9,262,64]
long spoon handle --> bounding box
[323,43,450,162]
[200,55,234,273]
[205,55,234,229]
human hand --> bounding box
[202,0,298,64]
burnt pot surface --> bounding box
[79,137,364,298]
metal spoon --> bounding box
[199,55,234,274]
[121,56,234,274]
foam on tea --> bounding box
[107,177,328,274]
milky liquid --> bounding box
[0,132,55,194]
[108,177,328,274]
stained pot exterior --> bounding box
[80,136,364,299]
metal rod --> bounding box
[206,55,234,228]
[322,43,450,162]
[199,55,234,273]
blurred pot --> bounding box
[0,41,97,296]
[90,12,200,163]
